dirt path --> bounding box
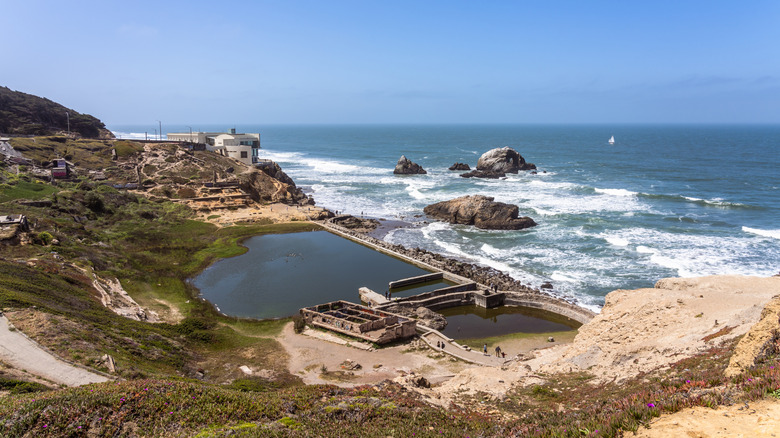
[0,314,109,387]
[633,398,780,437]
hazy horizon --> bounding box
[4,1,779,125]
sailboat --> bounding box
[608,135,615,145]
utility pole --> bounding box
[157,120,161,141]
[187,126,192,142]
[66,111,70,137]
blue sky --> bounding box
[2,0,779,125]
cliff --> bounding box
[0,86,112,138]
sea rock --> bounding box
[423,195,537,230]
[470,147,536,178]
[460,169,505,179]
[394,155,427,175]
[448,162,471,171]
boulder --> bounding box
[394,155,427,175]
[237,162,308,204]
[448,162,471,171]
[460,169,505,179]
[423,195,537,230]
[476,147,536,174]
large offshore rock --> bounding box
[448,162,471,171]
[475,147,536,175]
[423,195,537,230]
[393,155,427,175]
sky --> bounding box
[2,0,780,126]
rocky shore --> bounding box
[325,216,541,295]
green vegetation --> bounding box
[0,175,319,380]
[0,86,108,138]
[0,178,58,203]
[0,376,49,395]
[1,347,780,437]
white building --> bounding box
[166,129,261,166]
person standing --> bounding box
[483,344,488,355]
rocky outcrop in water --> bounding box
[394,155,427,175]
[461,147,535,178]
[448,162,471,171]
[423,195,537,230]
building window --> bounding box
[240,151,248,158]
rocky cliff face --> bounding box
[394,155,427,175]
[238,167,309,204]
[423,195,537,230]
[461,147,535,178]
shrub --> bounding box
[293,314,306,334]
[84,192,105,213]
[177,187,197,199]
[37,231,54,245]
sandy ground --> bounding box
[0,314,109,387]
[632,399,780,438]
[195,202,328,226]
[279,322,472,386]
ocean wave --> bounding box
[604,236,630,247]
[742,226,780,240]
[634,192,760,210]
[551,272,579,283]
[112,131,166,140]
[594,188,638,197]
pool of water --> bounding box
[191,230,434,319]
[388,279,458,298]
[437,305,581,340]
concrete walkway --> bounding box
[0,314,110,386]
[418,327,512,367]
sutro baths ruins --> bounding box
[300,220,596,359]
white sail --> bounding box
[608,136,615,144]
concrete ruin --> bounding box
[300,301,416,345]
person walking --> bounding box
[483,344,488,355]
[495,346,502,357]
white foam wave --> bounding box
[743,226,780,240]
[551,272,579,283]
[636,245,655,254]
[605,236,630,247]
[594,188,638,197]
[649,254,696,278]
[257,149,305,162]
[480,243,506,257]
[112,131,166,140]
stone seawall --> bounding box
[319,220,596,324]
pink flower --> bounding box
[647,403,655,407]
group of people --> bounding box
[436,340,446,349]
[483,344,506,358]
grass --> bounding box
[0,179,58,203]
[0,176,320,381]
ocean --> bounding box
[112,124,780,311]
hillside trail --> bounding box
[0,314,109,387]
